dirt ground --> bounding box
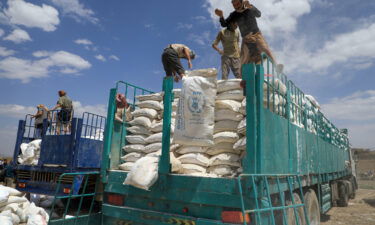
[321,189,375,225]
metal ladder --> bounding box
[237,174,310,225]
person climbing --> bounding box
[215,0,283,74]
[212,22,241,79]
[161,44,196,82]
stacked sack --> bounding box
[17,139,42,166]
[209,79,244,177]
[0,185,49,225]
[120,90,182,173]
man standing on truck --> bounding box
[215,0,282,73]
[51,90,73,134]
[212,22,241,79]
[32,104,50,138]
[162,44,195,82]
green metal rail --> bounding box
[48,171,101,225]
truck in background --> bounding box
[12,111,106,196]
[48,58,357,225]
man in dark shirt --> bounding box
[215,0,279,71]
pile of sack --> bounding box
[0,185,49,225]
[83,128,104,141]
[17,139,42,166]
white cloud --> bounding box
[0,51,91,82]
[95,54,106,62]
[3,29,31,43]
[0,46,15,57]
[188,31,211,46]
[72,101,106,117]
[204,0,311,37]
[322,90,375,122]
[0,28,4,37]
[74,38,93,45]
[0,104,35,118]
[109,55,119,61]
[278,22,375,74]
[51,0,98,24]
[177,23,193,30]
[4,0,60,32]
[32,51,50,58]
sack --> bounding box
[170,153,183,173]
[215,109,243,122]
[136,100,163,111]
[119,162,134,171]
[150,119,175,133]
[136,92,163,102]
[206,142,240,156]
[177,153,210,167]
[121,152,144,162]
[124,156,159,190]
[214,120,239,133]
[216,90,244,101]
[132,108,158,119]
[209,153,241,167]
[145,133,163,144]
[126,135,147,145]
[181,164,207,174]
[233,137,246,151]
[127,126,151,135]
[208,165,236,176]
[144,143,162,153]
[176,146,207,154]
[237,118,246,135]
[0,216,12,225]
[123,145,145,153]
[215,100,241,112]
[174,69,217,147]
[129,117,152,128]
[217,79,241,93]
[214,132,239,144]
[173,89,181,99]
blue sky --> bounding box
[0,0,374,157]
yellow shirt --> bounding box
[213,29,240,58]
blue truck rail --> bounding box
[13,110,106,195]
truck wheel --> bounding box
[286,193,306,225]
[337,182,349,207]
[304,189,320,225]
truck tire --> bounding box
[304,189,320,225]
[286,193,306,225]
[337,182,349,207]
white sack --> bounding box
[207,142,240,156]
[136,100,163,111]
[215,109,243,122]
[208,165,236,176]
[136,92,163,102]
[127,126,151,135]
[123,145,145,153]
[174,68,217,147]
[126,135,147,145]
[181,164,206,174]
[121,152,144,162]
[214,132,239,144]
[145,133,163,144]
[119,162,134,171]
[233,137,246,151]
[215,100,241,112]
[124,156,159,190]
[237,118,246,135]
[214,120,239,133]
[217,79,241,93]
[209,153,241,167]
[177,153,210,167]
[132,108,158,119]
[0,216,12,225]
[216,90,244,101]
[173,89,181,99]
[129,117,152,128]
[144,143,162,153]
[176,146,207,154]
[0,189,9,205]
[170,153,183,173]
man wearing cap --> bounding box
[51,90,73,134]
[162,44,195,82]
[212,22,241,79]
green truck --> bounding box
[48,59,357,225]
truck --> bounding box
[12,110,106,196]
[47,57,357,225]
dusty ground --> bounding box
[321,189,375,225]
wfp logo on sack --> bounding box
[188,91,205,114]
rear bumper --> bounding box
[102,203,228,225]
